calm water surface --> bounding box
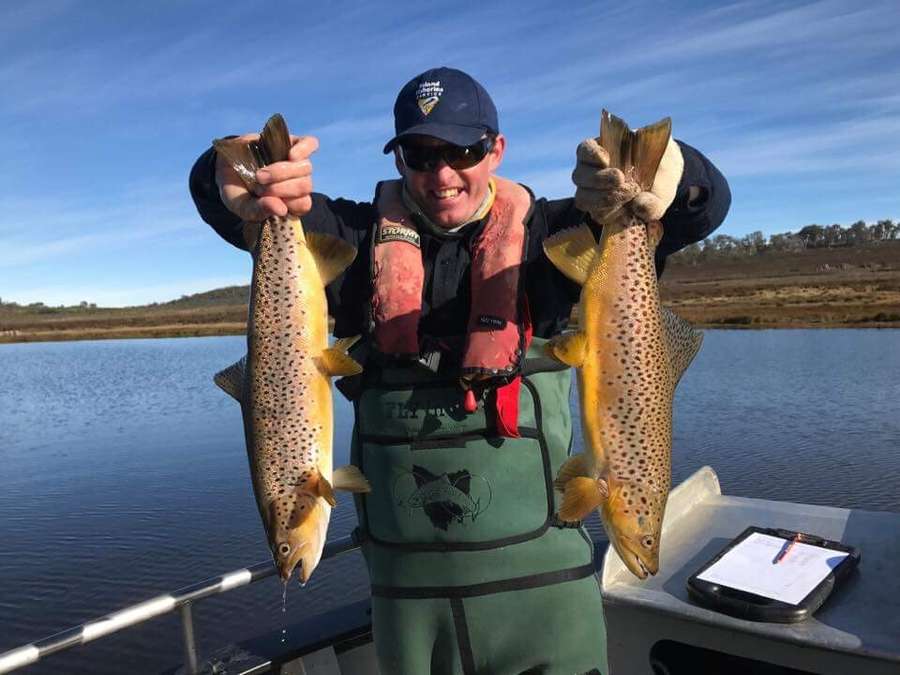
[0,331,898,673]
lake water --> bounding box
[1,330,898,673]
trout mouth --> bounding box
[276,543,305,582]
[613,538,658,579]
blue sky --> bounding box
[2,0,899,307]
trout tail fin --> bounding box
[600,110,672,191]
[212,113,292,192]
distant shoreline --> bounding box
[2,310,897,346]
[2,243,898,344]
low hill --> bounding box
[2,242,898,343]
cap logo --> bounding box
[416,80,443,116]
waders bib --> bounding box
[350,339,607,674]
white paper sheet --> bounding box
[696,532,849,605]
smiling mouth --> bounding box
[431,187,463,200]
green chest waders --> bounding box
[350,339,607,675]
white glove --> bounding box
[572,136,684,223]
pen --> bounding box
[773,533,803,564]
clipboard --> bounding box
[686,526,860,623]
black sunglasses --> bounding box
[398,137,495,172]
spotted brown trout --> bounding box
[543,111,702,579]
[212,114,370,584]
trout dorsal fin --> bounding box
[661,307,703,387]
[214,356,246,401]
[306,232,358,286]
[600,110,672,191]
[542,224,599,286]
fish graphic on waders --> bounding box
[394,466,491,530]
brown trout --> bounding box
[212,114,370,584]
[543,111,702,579]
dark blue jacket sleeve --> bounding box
[655,141,731,273]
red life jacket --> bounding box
[371,177,534,436]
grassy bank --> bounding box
[3,243,899,344]
[659,241,900,328]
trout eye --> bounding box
[277,543,292,557]
[641,536,654,549]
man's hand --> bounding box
[216,134,319,221]
[572,136,684,223]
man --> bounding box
[190,66,730,674]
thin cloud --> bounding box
[634,0,894,65]
[0,220,196,268]
[713,115,900,176]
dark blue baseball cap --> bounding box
[382,67,499,153]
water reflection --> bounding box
[0,330,897,673]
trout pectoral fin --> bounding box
[319,346,363,377]
[661,307,703,387]
[316,476,337,507]
[555,453,591,491]
[306,232,358,286]
[559,477,609,522]
[546,332,587,368]
[332,465,371,493]
[542,224,598,286]
[214,357,246,401]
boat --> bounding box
[1,467,897,674]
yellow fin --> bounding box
[319,338,363,377]
[542,224,599,286]
[558,477,608,522]
[332,465,371,493]
[545,331,587,368]
[213,357,246,401]
[662,307,703,387]
[317,475,337,507]
[306,232,358,286]
[554,454,591,492]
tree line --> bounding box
[672,219,900,263]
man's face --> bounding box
[395,134,506,229]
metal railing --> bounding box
[0,535,361,674]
